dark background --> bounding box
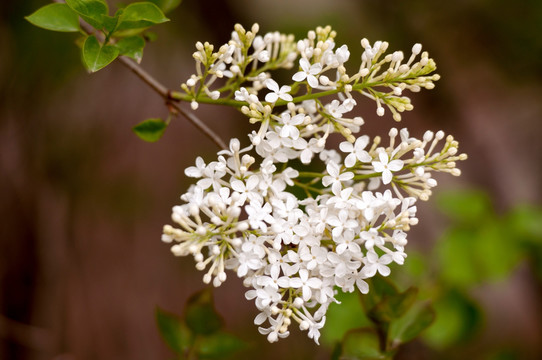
[1,0,542,359]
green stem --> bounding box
[297,171,325,178]
[292,180,324,195]
[170,73,427,109]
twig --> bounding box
[54,0,227,149]
[117,56,227,149]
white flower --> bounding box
[372,152,404,184]
[290,269,323,301]
[265,79,293,103]
[185,156,206,178]
[362,251,392,277]
[339,135,372,168]
[246,200,274,231]
[279,113,304,139]
[292,58,322,88]
[322,161,354,195]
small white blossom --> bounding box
[372,152,404,184]
[292,58,322,88]
[265,79,293,103]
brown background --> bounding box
[1,0,542,359]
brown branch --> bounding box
[54,0,227,149]
[117,56,227,149]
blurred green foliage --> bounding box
[322,189,542,359]
[156,288,247,360]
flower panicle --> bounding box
[164,24,465,344]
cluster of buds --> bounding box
[163,24,466,344]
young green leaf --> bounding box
[388,301,436,346]
[184,289,223,336]
[197,331,246,359]
[422,290,482,349]
[65,0,108,29]
[102,15,119,33]
[149,0,182,14]
[369,287,419,324]
[340,328,386,360]
[360,275,399,315]
[83,35,119,72]
[320,291,370,347]
[116,36,146,63]
[436,189,492,224]
[117,2,169,31]
[132,118,168,142]
[155,307,192,355]
[25,3,81,32]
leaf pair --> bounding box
[26,1,172,72]
[332,276,435,360]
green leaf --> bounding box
[184,288,223,336]
[155,307,192,355]
[388,301,435,345]
[149,0,182,14]
[422,289,482,349]
[380,287,418,320]
[82,35,119,72]
[65,0,109,29]
[360,275,399,316]
[436,189,492,224]
[132,118,168,142]
[117,2,169,31]
[508,205,542,243]
[340,328,386,360]
[197,331,246,359]
[116,36,146,63]
[321,291,371,347]
[437,228,480,286]
[437,219,522,286]
[102,14,119,33]
[25,3,81,32]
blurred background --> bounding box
[1,0,542,359]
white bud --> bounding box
[190,101,199,110]
[392,51,403,62]
[210,91,220,100]
[412,43,422,55]
[267,332,278,343]
[319,75,329,85]
[189,204,199,217]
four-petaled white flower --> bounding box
[279,113,304,139]
[265,79,293,103]
[339,135,372,168]
[372,152,404,184]
[322,161,354,195]
[289,269,323,302]
[292,58,322,88]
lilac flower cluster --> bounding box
[163,25,466,344]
